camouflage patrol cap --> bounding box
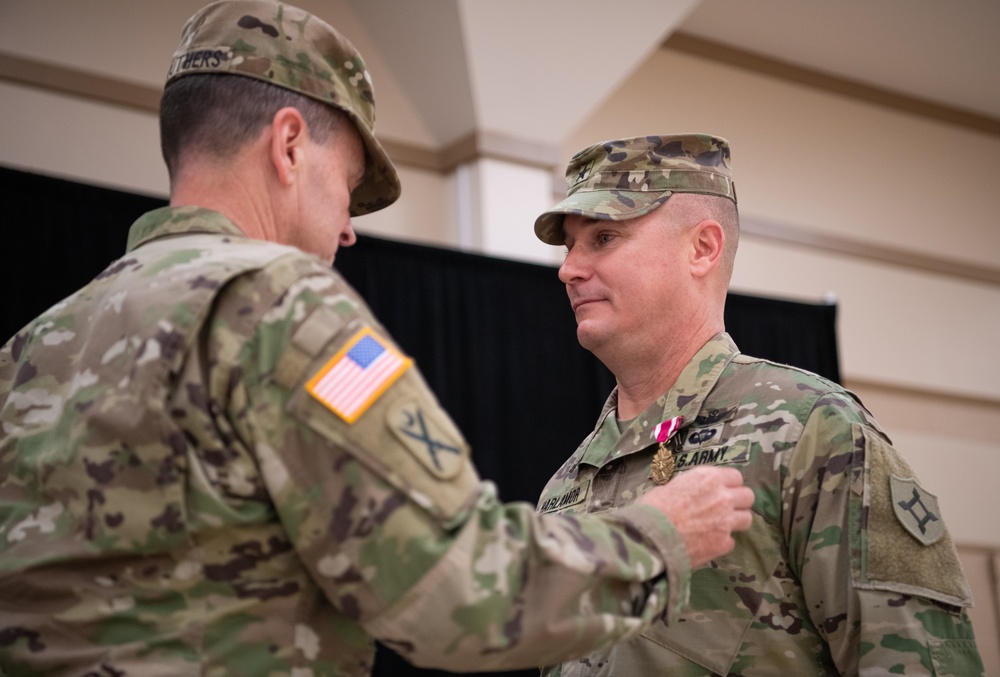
[534,134,736,245]
[166,0,400,216]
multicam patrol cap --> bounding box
[166,0,401,216]
[534,134,737,245]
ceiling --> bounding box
[0,0,996,154]
[680,0,1000,120]
[341,0,999,151]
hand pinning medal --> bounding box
[650,416,685,485]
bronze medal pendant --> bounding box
[651,441,676,485]
[650,416,684,485]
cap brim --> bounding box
[533,189,672,245]
[349,118,401,217]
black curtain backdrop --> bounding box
[1,166,839,677]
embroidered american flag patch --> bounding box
[306,328,412,423]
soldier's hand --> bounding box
[638,466,754,568]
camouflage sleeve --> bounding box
[231,263,689,671]
[785,392,983,676]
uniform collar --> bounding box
[126,206,249,252]
[581,332,740,468]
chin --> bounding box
[575,324,606,355]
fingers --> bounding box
[731,485,756,511]
[680,466,755,507]
[732,507,754,532]
[701,465,745,487]
[638,465,755,568]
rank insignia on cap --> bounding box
[306,328,411,423]
[889,475,944,545]
[574,158,596,184]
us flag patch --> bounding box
[306,328,411,423]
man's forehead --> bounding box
[564,214,609,229]
[562,214,612,238]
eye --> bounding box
[596,231,616,246]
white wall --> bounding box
[2,1,998,665]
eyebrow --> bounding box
[569,217,608,230]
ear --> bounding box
[689,219,725,278]
[269,107,308,187]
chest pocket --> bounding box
[639,513,781,674]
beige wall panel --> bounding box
[568,49,1000,270]
[476,159,564,265]
[846,380,997,446]
[958,547,1000,676]
[0,0,436,147]
[995,552,1000,667]
[0,0,203,87]
[353,165,454,248]
[0,81,167,197]
[0,85,451,254]
[734,236,1000,402]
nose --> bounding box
[558,246,588,285]
[339,222,357,248]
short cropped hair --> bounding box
[160,74,346,180]
[664,193,741,280]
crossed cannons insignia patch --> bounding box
[890,475,944,545]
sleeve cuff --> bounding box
[614,502,692,624]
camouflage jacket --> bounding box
[537,333,983,676]
[0,207,692,677]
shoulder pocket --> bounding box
[283,313,480,528]
[854,424,972,608]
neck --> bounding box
[169,154,278,243]
[604,320,723,420]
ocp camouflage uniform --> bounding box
[537,333,983,676]
[0,207,694,676]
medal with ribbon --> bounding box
[650,416,685,484]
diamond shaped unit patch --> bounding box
[889,475,944,545]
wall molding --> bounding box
[742,215,1000,287]
[663,32,1000,138]
[0,51,558,175]
[384,130,560,174]
[4,50,999,288]
[0,51,161,112]
[845,375,1000,409]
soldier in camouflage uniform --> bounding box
[533,134,984,675]
[0,4,757,676]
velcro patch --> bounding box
[859,423,971,607]
[538,483,589,514]
[674,440,750,471]
[890,475,944,545]
[682,425,721,450]
[388,397,466,479]
[306,328,411,423]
